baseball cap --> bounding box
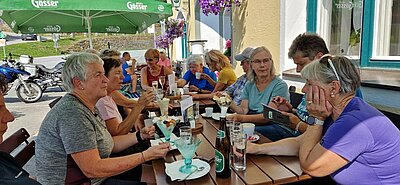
[234,47,254,61]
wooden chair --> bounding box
[48,96,62,108]
[0,128,35,167]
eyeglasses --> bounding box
[252,58,272,65]
[319,54,341,82]
[146,58,158,62]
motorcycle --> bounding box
[0,56,43,103]
[26,61,64,91]
[14,53,65,92]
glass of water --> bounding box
[179,126,192,143]
[193,101,200,119]
[232,133,246,171]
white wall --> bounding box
[199,12,230,52]
[280,0,307,72]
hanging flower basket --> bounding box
[198,0,241,16]
[165,18,185,39]
[155,18,185,49]
[155,34,172,49]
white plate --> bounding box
[211,113,233,121]
[248,135,260,142]
[165,159,211,181]
[150,133,179,150]
[201,113,212,118]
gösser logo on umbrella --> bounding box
[0,0,173,48]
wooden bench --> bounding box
[0,128,35,167]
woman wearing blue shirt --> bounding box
[177,55,217,93]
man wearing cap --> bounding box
[157,49,172,69]
[223,47,253,106]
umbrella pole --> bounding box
[86,11,93,49]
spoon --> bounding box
[178,166,205,181]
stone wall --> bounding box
[66,34,155,52]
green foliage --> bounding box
[350,29,361,46]
[3,38,76,57]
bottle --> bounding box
[215,116,231,178]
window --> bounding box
[316,0,363,57]
[373,0,400,59]
[308,0,400,68]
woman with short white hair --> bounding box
[177,55,217,93]
[36,53,170,185]
[247,55,400,184]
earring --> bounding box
[80,87,84,90]
[330,92,335,98]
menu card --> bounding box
[180,96,195,128]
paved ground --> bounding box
[4,55,65,139]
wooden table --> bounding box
[152,116,311,185]
[145,99,217,112]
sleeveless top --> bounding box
[146,66,166,88]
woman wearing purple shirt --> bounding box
[247,55,400,184]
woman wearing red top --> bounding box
[140,49,174,90]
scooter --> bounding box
[0,56,43,103]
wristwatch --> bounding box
[306,116,324,126]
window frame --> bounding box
[307,0,400,68]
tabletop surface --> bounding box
[145,98,216,111]
[151,115,311,185]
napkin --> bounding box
[150,133,179,150]
[165,159,210,181]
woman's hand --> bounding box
[306,85,333,120]
[138,90,155,106]
[189,85,200,92]
[200,73,210,80]
[140,125,155,139]
[142,143,170,161]
[271,96,292,112]
[281,111,301,130]
[246,142,259,154]
[227,114,242,122]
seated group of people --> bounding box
[172,33,400,184]
[0,32,399,185]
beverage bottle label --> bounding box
[216,130,225,138]
[215,150,224,172]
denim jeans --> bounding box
[255,124,300,141]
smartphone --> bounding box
[262,103,291,126]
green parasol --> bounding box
[0,0,172,48]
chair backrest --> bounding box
[0,128,35,167]
[0,128,30,153]
[49,96,62,108]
